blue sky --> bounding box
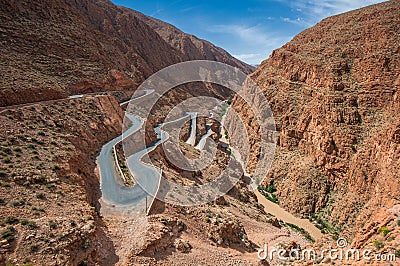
[111,0,386,65]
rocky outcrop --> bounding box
[0,0,253,107]
[229,0,400,246]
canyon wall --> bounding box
[229,0,400,246]
[0,0,253,107]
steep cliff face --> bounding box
[229,0,400,244]
[0,0,253,107]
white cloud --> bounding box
[208,24,284,47]
[277,0,387,23]
[233,53,261,61]
[281,17,313,27]
[180,6,198,13]
[207,24,291,64]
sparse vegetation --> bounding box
[177,220,185,228]
[2,147,12,155]
[82,238,90,249]
[258,185,278,203]
[36,192,46,199]
[17,135,28,141]
[13,147,22,153]
[309,213,338,237]
[286,222,315,242]
[26,144,36,150]
[373,240,384,249]
[10,199,25,207]
[48,219,57,229]
[4,216,19,224]
[378,226,392,237]
[0,181,11,187]
[20,219,38,229]
[29,244,40,253]
[2,157,11,163]
[46,183,55,189]
[395,250,400,258]
[32,206,45,212]
[1,226,16,242]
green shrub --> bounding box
[29,244,39,253]
[1,226,16,242]
[2,147,12,154]
[17,135,27,141]
[258,185,279,203]
[13,147,22,153]
[397,220,400,227]
[286,223,315,242]
[0,181,10,187]
[48,220,57,229]
[26,144,36,150]
[21,220,38,229]
[10,199,25,207]
[266,184,277,193]
[4,216,19,224]
[6,259,15,266]
[378,226,392,237]
[36,192,45,199]
[373,240,384,249]
[46,183,55,189]
[177,220,185,227]
[31,206,45,212]
[82,238,90,249]
[2,157,11,163]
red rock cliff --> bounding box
[229,0,400,244]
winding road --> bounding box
[97,90,323,240]
[195,123,214,150]
[97,89,191,213]
[185,112,197,146]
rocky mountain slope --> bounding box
[0,0,253,107]
[229,0,400,252]
[0,1,308,265]
[0,95,124,265]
